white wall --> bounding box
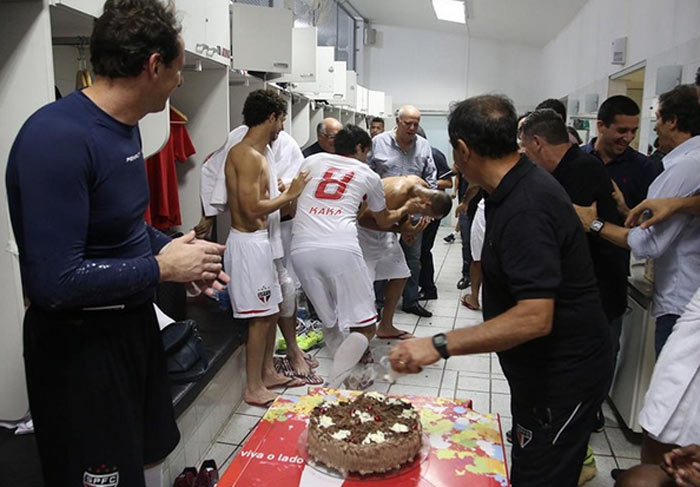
[541,0,700,149]
[362,24,545,113]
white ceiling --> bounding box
[346,0,589,47]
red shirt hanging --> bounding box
[144,107,196,229]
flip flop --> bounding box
[276,376,306,388]
[376,330,414,340]
[304,355,320,368]
[245,398,276,408]
[300,372,324,385]
[460,295,481,311]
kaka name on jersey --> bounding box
[308,206,343,216]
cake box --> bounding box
[219,388,509,487]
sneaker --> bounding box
[195,459,219,487]
[443,233,456,243]
[593,407,605,432]
[578,446,597,486]
[173,467,197,487]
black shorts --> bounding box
[24,303,180,487]
[509,389,606,487]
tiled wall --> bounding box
[155,347,246,487]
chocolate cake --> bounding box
[306,392,423,475]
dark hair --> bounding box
[695,66,700,86]
[416,126,427,139]
[567,126,583,145]
[334,124,372,156]
[91,0,182,78]
[520,109,570,145]
[429,191,452,219]
[370,117,385,126]
[597,95,640,126]
[242,90,287,127]
[448,94,519,159]
[536,98,567,121]
[658,84,700,136]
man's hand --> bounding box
[403,215,430,235]
[156,231,226,284]
[285,170,311,199]
[405,196,429,215]
[193,215,215,240]
[662,445,700,487]
[573,202,598,231]
[611,180,630,217]
[277,178,286,193]
[389,337,441,374]
[186,270,231,298]
[626,198,683,229]
[455,201,467,217]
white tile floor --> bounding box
[204,226,642,486]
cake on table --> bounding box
[306,392,423,475]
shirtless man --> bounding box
[196,124,318,378]
[358,176,452,339]
[290,125,423,381]
[224,90,310,407]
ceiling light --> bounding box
[432,0,466,24]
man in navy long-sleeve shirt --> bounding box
[5,2,227,486]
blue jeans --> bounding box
[655,313,680,357]
[400,232,423,308]
[459,212,473,278]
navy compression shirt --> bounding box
[6,91,171,310]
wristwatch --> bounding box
[590,219,605,235]
[432,333,450,360]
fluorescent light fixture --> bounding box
[432,0,466,24]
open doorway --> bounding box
[608,63,646,152]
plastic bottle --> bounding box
[216,288,231,311]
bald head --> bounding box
[317,117,343,153]
[396,105,421,144]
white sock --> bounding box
[327,333,369,388]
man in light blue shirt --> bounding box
[574,85,700,355]
[369,105,437,317]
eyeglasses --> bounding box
[320,132,337,139]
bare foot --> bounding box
[461,294,480,311]
[376,325,414,340]
[287,350,311,376]
[262,370,305,388]
[244,387,277,408]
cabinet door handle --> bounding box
[300,73,314,78]
[273,62,289,68]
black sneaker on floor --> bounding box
[419,290,438,300]
[505,429,513,444]
[610,468,626,481]
[443,233,456,243]
[457,277,470,290]
[402,303,432,317]
[593,407,605,432]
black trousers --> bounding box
[24,303,180,487]
[419,218,442,294]
[509,388,606,487]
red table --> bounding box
[220,388,509,487]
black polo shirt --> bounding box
[432,147,451,182]
[582,138,660,209]
[482,156,612,407]
[551,144,630,321]
[302,141,324,158]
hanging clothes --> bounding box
[144,106,196,229]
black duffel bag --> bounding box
[161,319,210,384]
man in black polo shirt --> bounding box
[520,109,628,363]
[582,95,660,212]
[390,95,613,487]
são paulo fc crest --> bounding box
[83,466,119,487]
[257,285,271,304]
[515,424,533,449]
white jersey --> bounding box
[291,153,386,256]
